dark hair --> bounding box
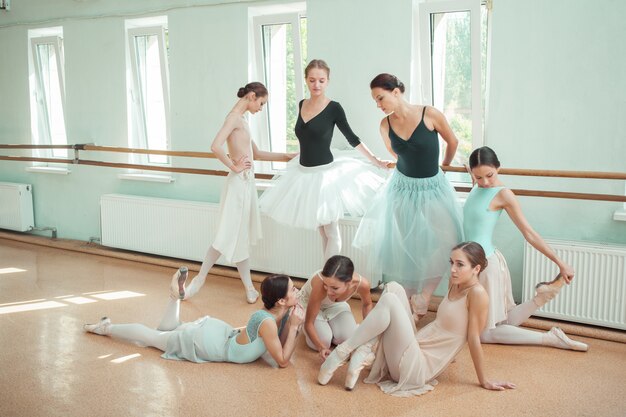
[260,274,290,309]
[305,59,330,78]
[370,73,405,93]
[469,146,500,169]
[452,242,488,272]
[237,82,268,98]
[321,255,354,283]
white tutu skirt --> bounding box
[353,169,463,291]
[259,150,388,230]
[212,170,262,263]
[479,250,516,329]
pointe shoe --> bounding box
[246,288,259,304]
[170,267,189,300]
[534,275,565,307]
[84,317,111,335]
[410,293,428,322]
[345,345,376,391]
[546,327,588,352]
[318,344,351,385]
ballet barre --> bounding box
[1,144,625,202]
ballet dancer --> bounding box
[178,82,296,304]
[85,270,303,367]
[353,73,463,318]
[318,242,516,395]
[464,146,587,351]
[259,59,390,262]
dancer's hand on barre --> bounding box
[481,379,516,391]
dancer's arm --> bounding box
[251,140,298,162]
[279,304,305,345]
[210,113,251,173]
[357,276,374,319]
[258,317,301,368]
[499,189,575,283]
[427,106,458,166]
[305,278,332,359]
[466,286,516,391]
[355,143,393,169]
[379,119,398,160]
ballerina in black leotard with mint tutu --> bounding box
[353,74,463,319]
[260,60,390,261]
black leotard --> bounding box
[295,100,361,167]
[388,106,439,178]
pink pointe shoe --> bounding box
[84,317,112,335]
[246,287,260,304]
[345,344,376,391]
[170,267,189,300]
[410,293,428,322]
[318,344,351,385]
[534,275,565,307]
[546,327,588,352]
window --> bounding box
[126,18,170,165]
[251,7,307,171]
[28,28,68,160]
[417,0,489,174]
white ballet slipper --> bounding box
[344,344,376,391]
[533,275,565,307]
[545,327,588,352]
[84,317,111,336]
[246,288,259,304]
[170,267,189,300]
[318,344,351,385]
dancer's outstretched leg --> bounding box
[409,275,442,321]
[184,246,221,299]
[235,258,258,303]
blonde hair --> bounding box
[305,59,330,78]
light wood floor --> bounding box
[1,238,625,417]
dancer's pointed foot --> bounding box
[410,293,428,322]
[534,275,565,307]
[170,267,189,300]
[318,344,351,385]
[84,317,111,335]
[345,344,376,391]
[246,287,259,304]
[545,327,588,352]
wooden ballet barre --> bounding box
[442,165,626,180]
[0,144,75,149]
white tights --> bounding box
[340,282,416,381]
[108,298,181,352]
[304,311,357,350]
[318,222,341,261]
[480,300,547,345]
[184,246,255,299]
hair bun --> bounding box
[237,87,247,98]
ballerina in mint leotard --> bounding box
[464,146,587,351]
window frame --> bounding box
[30,35,68,160]
[251,12,306,173]
[126,25,171,166]
[416,0,486,173]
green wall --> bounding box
[1,0,624,300]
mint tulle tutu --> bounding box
[353,169,463,291]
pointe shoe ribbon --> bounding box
[533,274,565,307]
[345,344,376,391]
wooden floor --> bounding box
[1,237,625,417]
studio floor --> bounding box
[0,237,625,417]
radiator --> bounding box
[0,182,35,232]
[100,194,368,280]
[523,239,626,330]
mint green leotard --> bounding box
[463,185,505,257]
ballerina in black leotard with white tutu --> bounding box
[260,60,390,261]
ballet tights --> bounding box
[318,222,341,261]
[108,298,181,352]
[304,311,357,350]
[185,246,255,299]
[480,300,550,345]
